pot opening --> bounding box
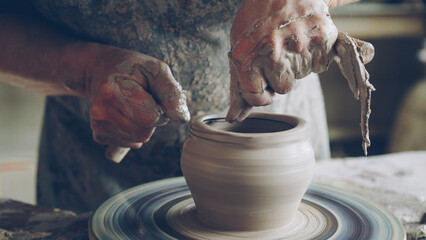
[204,117,294,133]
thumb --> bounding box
[138,61,190,124]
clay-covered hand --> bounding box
[226,0,356,122]
[87,47,190,149]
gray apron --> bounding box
[34,0,330,212]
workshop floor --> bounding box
[0,83,44,204]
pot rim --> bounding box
[189,112,309,144]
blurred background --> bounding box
[322,1,425,157]
[0,1,424,204]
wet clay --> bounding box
[334,32,375,155]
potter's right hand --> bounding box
[87,46,190,149]
[226,0,358,122]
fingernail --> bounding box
[177,106,191,124]
[155,116,170,127]
[169,104,190,124]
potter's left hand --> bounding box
[226,0,358,122]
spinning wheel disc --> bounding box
[89,177,405,240]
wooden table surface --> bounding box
[0,199,90,240]
[0,151,425,239]
[315,151,426,240]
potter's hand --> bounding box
[88,47,190,149]
[226,0,357,122]
[0,14,189,155]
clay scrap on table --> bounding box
[333,32,375,155]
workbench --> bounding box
[0,151,425,239]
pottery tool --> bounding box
[89,177,406,240]
[105,145,130,163]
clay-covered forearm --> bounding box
[0,13,102,97]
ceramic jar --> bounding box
[180,112,315,231]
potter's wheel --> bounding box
[89,177,405,240]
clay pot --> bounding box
[180,112,315,231]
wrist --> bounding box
[59,41,94,98]
[61,41,119,99]
[78,43,134,100]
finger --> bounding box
[92,131,143,149]
[284,21,310,54]
[226,95,253,122]
[91,75,166,127]
[353,38,374,64]
[91,108,157,143]
[103,73,169,128]
[305,13,338,73]
[257,32,296,94]
[253,56,294,95]
[113,78,170,128]
[234,57,274,106]
[91,120,154,147]
[91,119,145,148]
[90,96,158,144]
[268,68,296,94]
[138,61,190,124]
[226,66,253,122]
[327,0,359,8]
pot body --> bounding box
[181,113,315,231]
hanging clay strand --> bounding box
[334,32,375,155]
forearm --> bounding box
[0,13,103,97]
